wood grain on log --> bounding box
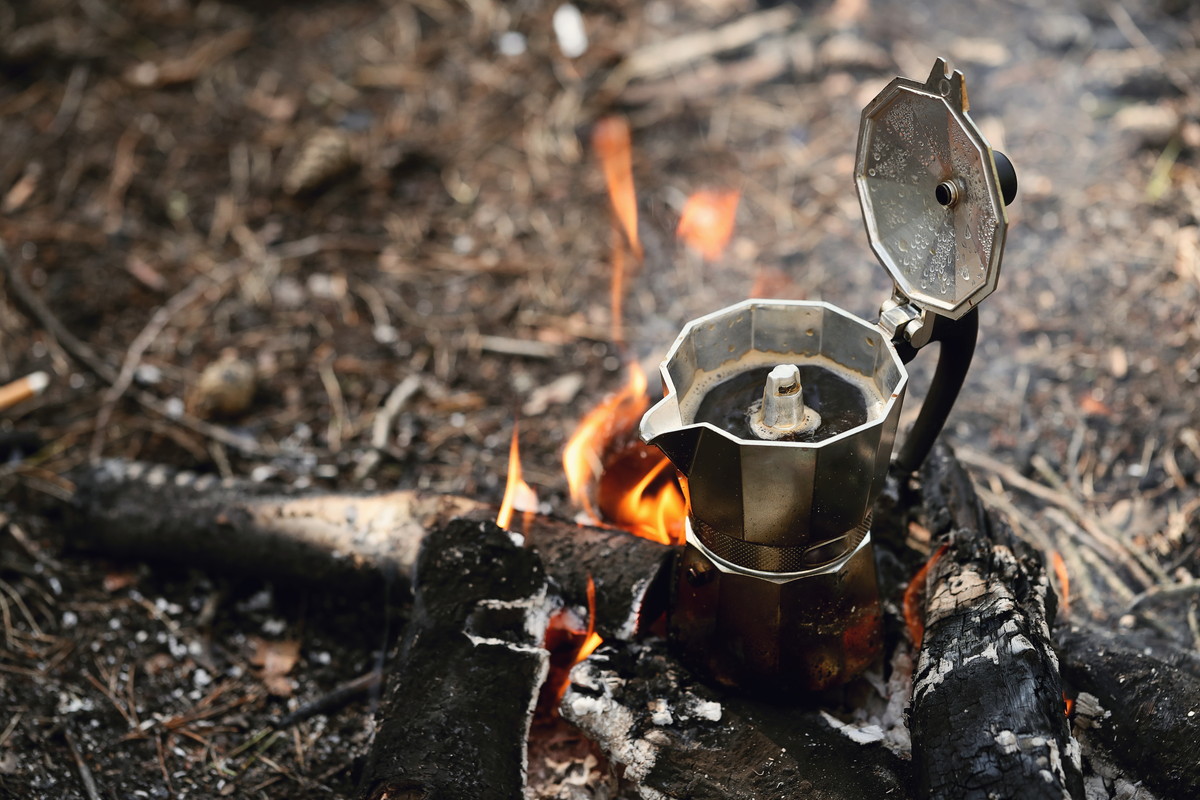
[65,460,674,639]
[909,445,1085,800]
[358,518,551,800]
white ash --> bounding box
[1071,692,1109,730]
[648,699,673,726]
[820,711,885,745]
[682,694,722,722]
[1078,736,1161,800]
[562,659,659,784]
[614,569,657,640]
[962,641,1000,667]
[470,581,555,647]
[57,691,95,715]
[821,646,913,756]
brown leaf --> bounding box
[1078,392,1114,418]
[103,567,138,593]
[249,637,301,697]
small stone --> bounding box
[1109,346,1129,379]
[189,350,256,418]
[553,5,588,59]
[497,31,526,57]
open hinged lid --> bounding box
[855,59,1011,320]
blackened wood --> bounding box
[1058,626,1200,799]
[909,444,1084,800]
[66,460,479,587]
[562,639,910,800]
[358,518,551,800]
[520,513,673,640]
[64,459,674,639]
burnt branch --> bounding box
[1058,626,1200,799]
[909,444,1085,800]
[64,459,673,639]
[358,518,551,800]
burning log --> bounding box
[561,638,909,800]
[1057,626,1200,799]
[64,460,674,639]
[357,517,552,800]
[907,444,1085,800]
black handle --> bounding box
[892,309,979,474]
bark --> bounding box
[909,444,1085,800]
[358,518,552,800]
[561,638,910,800]
[65,459,674,639]
[1058,626,1200,800]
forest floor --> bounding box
[1,0,1198,797]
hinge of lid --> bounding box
[879,294,933,349]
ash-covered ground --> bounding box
[1,0,1197,797]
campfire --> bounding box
[4,13,1199,797]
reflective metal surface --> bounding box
[641,299,907,569]
[644,60,1012,695]
[856,58,1009,319]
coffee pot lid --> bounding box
[855,59,1010,320]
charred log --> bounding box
[908,444,1085,800]
[64,460,673,639]
[358,517,551,800]
[1058,626,1200,800]
[561,639,910,800]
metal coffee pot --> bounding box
[640,60,1017,693]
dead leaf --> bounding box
[249,636,301,697]
[1078,392,1113,418]
[103,567,138,593]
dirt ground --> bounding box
[1,0,1198,797]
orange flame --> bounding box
[1051,550,1070,618]
[592,117,642,262]
[538,575,604,714]
[562,363,687,546]
[559,112,686,549]
[677,188,740,261]
[562,362,649,521]
[606,453,686,546]
[576,575,604,663]
[497,424,537,530]
[903,543,948,649]
[1063,691,1074,718]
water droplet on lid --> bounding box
[868,168,876,177]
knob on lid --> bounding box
[855,59,1009,320]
